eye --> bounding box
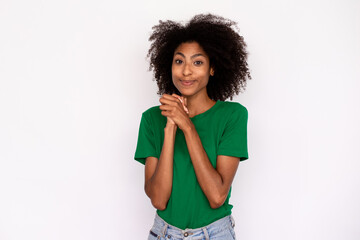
[174,59,183,64]
[194,61,203,65]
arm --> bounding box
[183,125,240,209]
[144,94,191,210]
[144,95,183,211]
[159,94,240,209]
[144,123,177,211]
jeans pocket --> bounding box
[228,226,236,240]
[148,229,160,240]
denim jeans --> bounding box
[148,213,236,240]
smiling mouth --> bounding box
[180,80,195,86]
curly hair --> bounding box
[147,13,251,101]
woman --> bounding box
[135,14,251,240]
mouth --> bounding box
[180,80,195,86]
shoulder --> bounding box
[142,105,161,116]
[140,105,163,122]
[218,101,248,116]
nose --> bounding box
[182,62,192,76]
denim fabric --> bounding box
[148,213,236,240]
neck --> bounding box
[184,93,216,118]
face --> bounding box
[171,41,214,98]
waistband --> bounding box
[152,213,235,239]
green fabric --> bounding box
[134,100,248,229]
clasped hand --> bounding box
[159,94,192,131]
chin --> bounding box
[178,91,193,97]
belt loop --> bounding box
[230,215,235,228]
[162,223,168,237]
[202,227,210,240]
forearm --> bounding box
[183,124,228,208]
[145,124,177,209]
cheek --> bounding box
[171,66,181,78]
[171,70,178,83]
[200,69,211,79]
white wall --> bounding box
[0,0,359,239]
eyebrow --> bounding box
[174,52,205,59]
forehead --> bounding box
[174,41,208,57]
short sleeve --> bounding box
[134,112,157,165]
[217,106,248,161]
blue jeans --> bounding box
[148,213,236,240]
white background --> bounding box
[0,0,359,239]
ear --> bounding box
[210,67,215,76]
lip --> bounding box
[180,80,195,86]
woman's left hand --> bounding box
[159,94,193,131]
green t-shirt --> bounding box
[134,100,248,229]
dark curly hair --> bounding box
[147,13,251,101]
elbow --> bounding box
[151,199,167,211]
[146,191,168,210]
[145,184,169,211]
[209,194,227,209]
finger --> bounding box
[172,93,182,101]
[161,110,173,118]
[162,94,178,101]
[160,97,179,106]
[177,96,188,114]
[161,95,187,115]
[163,95,183,106]
[183,106,189,114]
[182,97,189,114]
[161,111,169,117]
[160,103,186,118]
[161,96,183,109]
[159,104,173,111]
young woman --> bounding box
[134,14,251,240]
